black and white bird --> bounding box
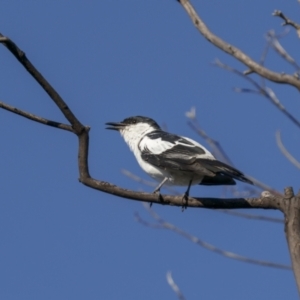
[106,116,253,198]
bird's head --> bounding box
[106,116,160,138]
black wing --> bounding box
[142,130,207,157]
[141,147,252,186]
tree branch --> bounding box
[81,175,282,209]
[177,0,300,90]
[123,168,284,223]
[136,204,292,270]
[0,34,84,132]
[0,100,74,132]
[219,210,284,224]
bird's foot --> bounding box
[153,189,164,203]
[181,180,192,211]
[181,192,189,211]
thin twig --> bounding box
[264,87,300,129]
[166,272,186,300]
[137,204,292,270]
[273,10,300,34]
[259,41,271,66]
[243,41,271,77]
[214,59,300,130]
[266,30,300,71]
[187,120,233,166]
[220,210,283,223]
[0,101,74,132]
[276,131,300,170]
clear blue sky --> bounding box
[0,1,299,299]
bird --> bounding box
[106,116,253,200]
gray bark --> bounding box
[282,187,300,295]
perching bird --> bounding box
[106,116,253,198]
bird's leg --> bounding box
[153,177,168,201]
[153,177,168,194]
[182,179,192,210]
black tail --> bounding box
[198,159,253,185]
[201,174,236,186]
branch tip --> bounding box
[243,69,254,75]
[284,187,295,199]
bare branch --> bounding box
[265,87,300,129]
[126,169,284,223]
[220,210,284,224]
[0,34,83,132]
[276,131,300,170]
[266,30,300,71]
[259,42,271,66]
[214,60,300,130]
[281,188,300,295]
[0,100,74,132]
[177,1,300,90]
[273,10,300,36]
[166,272,186,300]
[136,205,292,270]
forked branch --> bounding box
[177,0,300,90]
[273,10,300,33]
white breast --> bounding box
[120,125,168,182]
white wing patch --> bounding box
[140,136,174,154]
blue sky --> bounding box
[0,1,299,299]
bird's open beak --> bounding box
[105,122,125,131]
